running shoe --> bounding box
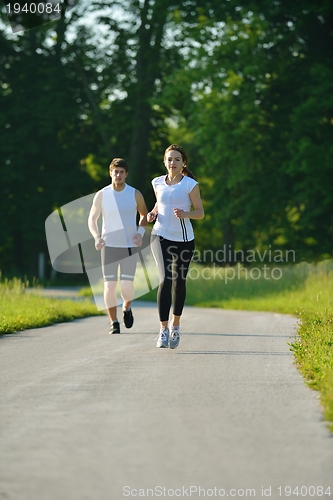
[109,320,120,334]
[155,327,169,348]
[169,326,180,349]
[123,309,134,328]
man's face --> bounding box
[110,167,128,185]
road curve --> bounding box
[0,304,332,500]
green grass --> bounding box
[185,260,333,313]
[0,277,103,335]
[290,309,333,430]
[137,259,332,311]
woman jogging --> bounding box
[147,144,204,349]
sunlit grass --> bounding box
[185,260,333,314]
[290,308,333,430]
[0,276,103,334]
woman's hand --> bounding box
[147,211,157,223]
[174,208,186,219]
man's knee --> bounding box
[120,280,134,301]
[120,279,134,288]
[104,281,118,308]
[104,280,117,292]
[120,280,134,294]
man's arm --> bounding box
[133,189,148,247]
[147,190,158,222]
[88,191,105,250]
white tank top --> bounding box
[151,175,198,242]
[101,184,137,247]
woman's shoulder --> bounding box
[183,175,198,190]
[151,175,165,187]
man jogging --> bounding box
[88,158,148,334]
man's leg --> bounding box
[104,280,118,322]
[101,246,121,333]
[120,280,135,310]
[119,248,137,328]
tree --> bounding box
[155,0,333,261]
[0,15,113,275]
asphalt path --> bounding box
[1,303,332,500]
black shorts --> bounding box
[101,246,138,282]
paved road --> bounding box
[1,304,332,500]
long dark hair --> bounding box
[164,144,195,180]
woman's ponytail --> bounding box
[181,166,195,180]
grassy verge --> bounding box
[186,261,333,311]
[0,277,104,334]
[291,308,333,429]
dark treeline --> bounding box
[1,0,332,278]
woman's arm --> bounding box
[174,184,204,220]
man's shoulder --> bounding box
[122,184,139,200]
[96,185,110,199]
[124,183,136,192]
[93,186,107,199]
[100,185,111,193]
[125,184,142,199]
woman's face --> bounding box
[164,149,183,177]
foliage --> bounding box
[0,18,113,276]
[1,0,332,278]
[156,1,333,261]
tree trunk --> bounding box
[128,0,167,192]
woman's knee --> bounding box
[159,277,172,291]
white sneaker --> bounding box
[169,326,180,349]
[155,327,169,348]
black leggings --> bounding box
[157,237,195,321]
